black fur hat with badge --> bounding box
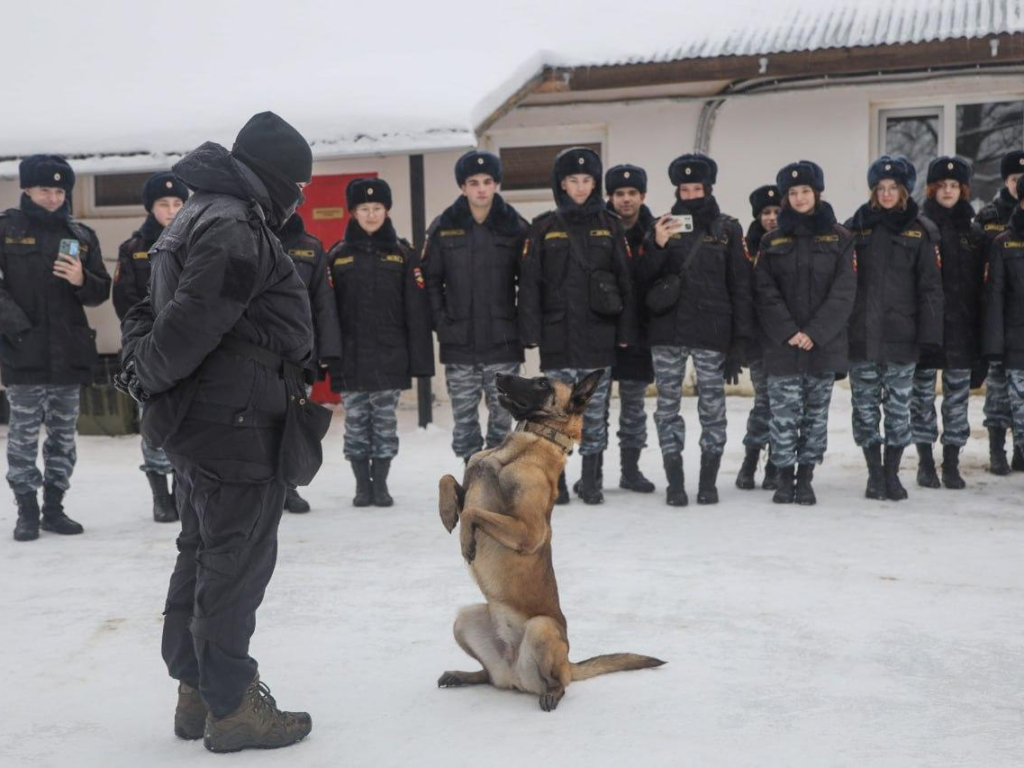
[776,160,825,194]
[1000,150,1024,180]
[605,164,648,195]
[553,147,602,187]
[749,184,781,217]
[668,153,718,187]
[142,172,190,211]
[455,151,502,186]
[926,156,972,186]
[867,154,916,193]
[19,154,75,192]
[346,178,392,211]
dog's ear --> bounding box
[568,370,605,414]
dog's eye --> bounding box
[538,379,551,390]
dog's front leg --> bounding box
[459,513,478,563]
[439,474,464,534]
[459,507,548,557]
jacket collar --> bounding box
[776,200,838,236]
[344,216,399,248]
[670,194,721,228]
[440,193,523,236]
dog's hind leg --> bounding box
[515,617,572,712]
[439,604,515,690]
[439,474,464,534]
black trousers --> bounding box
[161,418,285,718]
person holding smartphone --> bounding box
[0,155,110,542]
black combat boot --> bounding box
[578,453,604,505]
[794,464,816,505]
[13,491,40,542]
[1013,443,1024,472]
[371,458,393,507]
[762,459,780,491]
[284,487,311,514]
[915,443,940,489]
[735,447,760,490]
[40,485,84,535]
[988,428,1010,476]
[619,447,655,493]
[555,471,569,505]
[772,465,796,504]
[883,445,908,501]
[941,444,965,490]
[863,444,887,500]
[350,459,373,507]
[696,452,721,505]
[573,453,605,496]
[663,453,687,507]
[147,471,178,523]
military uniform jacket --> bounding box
[754,203,857,376]
[518,202,636,370]
[277,214,342,363]
[845,201,944,365]
[611,203,656,382]
[0,199,110,386]
[983,207,1024,370]
[637,196,754,354]
[422,194,527,366]
[113,215,163,321]
[327,217,434,392]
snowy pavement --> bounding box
[2,395,1023,768]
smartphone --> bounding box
[669,214,694,233]
[58,239,80,260]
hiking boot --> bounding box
[284,487,311,514]
[663,453,687,507]
[578,453,604,505]
[350,459,372,507]
[794,463,817,505]
[884,445,908,501]
[735,447,759,490]
[696,452,721,505]
[371,458,393,507]
[203,677,311,753]
[39,485,83,535]
[863,445,887,500]
[915,443,940,488]
[1013,444,1024,472]
[762,460,780,491]
[175,681,207,740]
[772,465,796,504]
[13,492,40,542]
[555,471,569,505]
[619,447,655,493]
[147,471,178,523]
[988,428,1010,476]
[941,444,965,490]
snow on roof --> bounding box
[0,0,1019,176]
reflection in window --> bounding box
[956,101,1024,208]
[882,109,942,203]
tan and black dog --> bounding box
[438,371,665,711]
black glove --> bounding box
[723,356,742,386]
[327,359,345,392]
[970,363,988,390]
[113,358,149,404]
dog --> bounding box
[437,371,665,711]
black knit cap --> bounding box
[1000,150,1024,180]
[749,184,781,217]
[19,154,75,191]
[868,154,916,193]
[669,153,717,186]
[553,147,602,187]
[926,156,972,186]
[233,111,312,184]
[455,151,502,186]
[141,172,189,211]
[605,164,647,194]
[777,160,825,194]
[347,177,392,211]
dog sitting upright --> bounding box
[438,371,664,711]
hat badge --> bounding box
[166,180,173,188]
[477,157,484,165]
[54,172,61,181]
[685,167,692,176]
[578,157,585,166]
[624,171,631,179]
[885,164,892,171]
[367,188,374,196]
[1019,158,1024,166]
[792,170,799,178]
[948,162,954,170]
[768,190,775,197]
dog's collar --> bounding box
[516,420,575,455]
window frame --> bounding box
[83,171,163,218]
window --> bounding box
[956,100,1024,204]
[499,143,602,191]
[879,107,943,202]
[93,172,151,207]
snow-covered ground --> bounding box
[2,395,1023,767]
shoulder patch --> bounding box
[934,244,942,269]
[412,265,425,289]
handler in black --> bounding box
[519,147,636,505]
[119,112,317,752]
[276,211,342,512]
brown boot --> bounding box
[174,682,208,740]
[203,677,311,753]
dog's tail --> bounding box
[570,653,666,681]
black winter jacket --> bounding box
[920,199,984,370]
[519,188,636,371]
[327,217,434,391]
[754,203,857,376]
[983,206,1024,370]
[0,196,110,386]
[611,203,655,382]
[422,194,527,366]
[113,215,163,321]
[277,213,342,363]
[636,195,753,353]
[973,187,1018,252]
[845,200,944,364]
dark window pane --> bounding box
[956,101,1024,206]
[884,113,940,203]
[94,172,153,207]
[499,143,601,191]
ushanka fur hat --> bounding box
[141,172,189,211]
[926,156,972,186]
[749,184,781,217]
[553,147,602,186]
[668,153,717,187]
[1000,150,1024,180]
[19,154,75,191]
[868,154,916,193]
[455,150,502,186]
[777,160,825,194]
[605,164,648,194]
[346,177,392,211]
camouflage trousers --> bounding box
[849,362,915,448]
[444,362,519,459]
[139,403,174,474]
[1007,369,1024,448]
[910,367,971,447]
[5,384,80,495]
[652,346,727,457]
[544,368,612,456]
[743,359,771,451]
[339,389,402,460]
[767,373,835,468]
[615,378,650,450]
[983,361,1012,431]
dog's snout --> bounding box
[495,373,512,389]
